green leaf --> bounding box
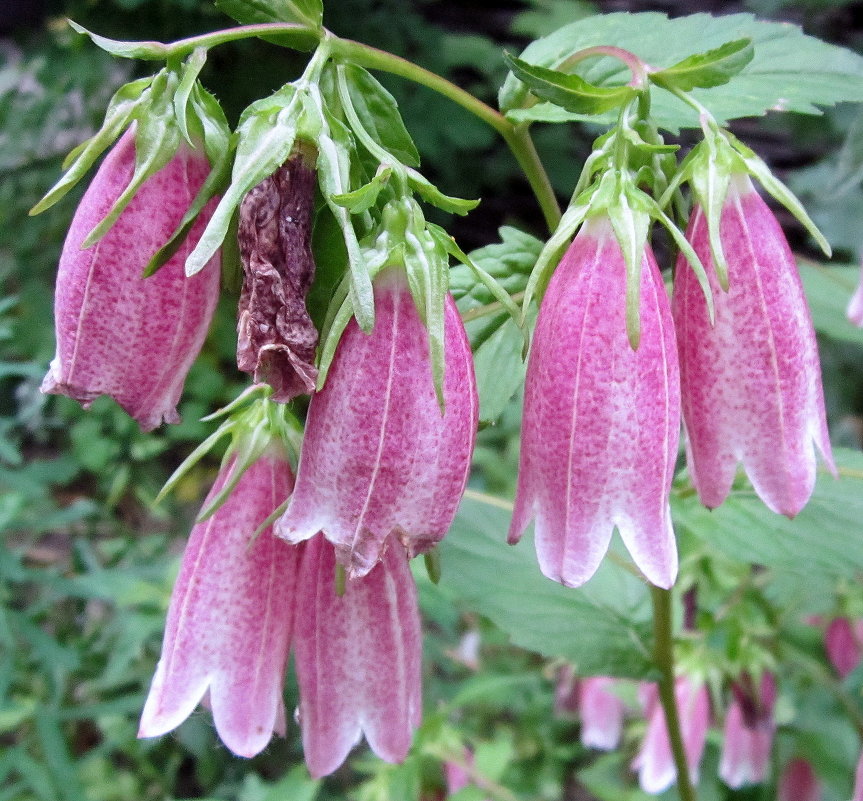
[503,52,637,116]
[406,168,479,215]
[500,12,863,132]
[330,166,392,213]
[649,38,754,91]
[340,64,420,167]
[67,20,168,60]
[215,0,323,28]
[439,492,655,678]
[673,449,863,580]
[800,262,863,347]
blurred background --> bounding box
[3,1,863,799]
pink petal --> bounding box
[848,260,863,327]
[674,174,834,516]
[41,128,220,431]
[825,617,863,678]
[139,451,299,758]
[293,534,422,778]
[853,750,863,801]
[579,677,624,751]
[778,758,821,801]
[509,216,679,588]
[719,695,775,787]
[276,267,478,577]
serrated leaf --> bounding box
[500,12,863,132]
[68,20,168,60]
[340,64,420,167]
[503,52,637,116]
[440,492,655,678]
[649,38,754,91]
[215,0,322,28]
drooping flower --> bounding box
[778,758,821,801]
[237,148,319,400]
[633,677,710,794]
[292,533,422,778]
[275,267,478,577]
[719,672,776,788]
[139,448,299,758]
[824,617,863,678]
[508,215,680,589]
[41,128,220,431]
[673,173,834,516]
[848,259,863,327]
[579,676,625,751]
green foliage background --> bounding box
[3,1,863,800]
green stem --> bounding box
[165,23,321,58]
[650,585,697,801]
[328,35,562,232]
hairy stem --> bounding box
[650,585,697,801]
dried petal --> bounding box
[237,150,319,400]
[509,215,680,589]
[41,129,220,431]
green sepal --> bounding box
[184,87,304,276]
[424,549,442,585]
[29,76,153,215]
[330,166,392,213]
[649,38,754,92]
[174,48,208,149]
[215,0,323,30]
[316,277,355,390]
[81,71,182,247]
[338,64,420,167]
[67,19,169,60]
[724,130,832,257]
[406,168,479,215]
[190,83,232,168]
[503,52,637,116]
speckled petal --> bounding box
[293,534,422,778]
[275,267,477,577]
[41,129,220,431]
[139,451,299,758]
[509,216,679,589]
[673,174,834,516]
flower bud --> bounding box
[778,758,821,801]
[41,129,220,431]
[719,673,776,788]
[138,449,299,758]
[824,616,863,678]
[509,215,680,589]
[673,174,834,516]
[293,533,422,777]
[237,149,319,400]
[275,267,478,577]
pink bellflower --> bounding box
[719,672,776,788]
[293,533,422,778]
[778,758,821,801]
[579,676,625,751]
[41,129,220,431]
[673,174,834,516]
[825,617,863,678]
[139,449,299,758]
[509,215,680,589]
[633,677,710,794]
[276,267,478,577]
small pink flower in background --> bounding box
[633,677,710,794]
[848,259,863,327]
[293,533,422,778]
[41,129,220,431]
[673,173,834,517]
[509,215,680,589]
[825,617,863,678]
[778,758,821,801]
[579,676,625,751]
[276,267,478,578]
[139,449,298,758]
[553,664,579,720]
[852,750,863,801]
[719,672,776,788]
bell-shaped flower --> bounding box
[778,758,821,801]
[275,267,478,577]
[579,676,625,751]
[41,129,220,431]
[824,617,863,678]
[139,449,299,758]
[293,533,422,777]
[673,173,834,516]
[633,677,710,794]
[719,672,776,788]
[508,215,680,589]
